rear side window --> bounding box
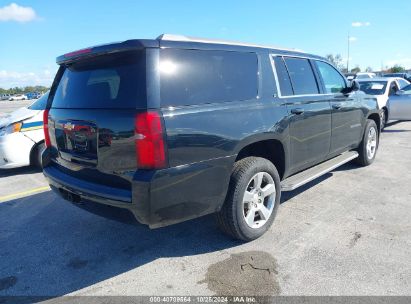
[273,56,293,96]
[52,51,146,109]
[160,49,258,106]
[283,57,319,95]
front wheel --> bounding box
[32,142,45,169]
[216,157,281,241]
[356,119,379,166]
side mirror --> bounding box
[396,90,405,96]
[341,80,359,95]
[351,80,360,92]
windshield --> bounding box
[51,50,146,109]
[28,92,49,110]
[359,81,387,95]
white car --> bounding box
[0,91,48,169]
[346,72,376,81]
[357,77,410,128]
[8,94,28,101]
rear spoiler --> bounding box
[56,39,158,65]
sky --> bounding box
[1,0,410,88]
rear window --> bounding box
[160,49,258,106]
[52,51,146,109]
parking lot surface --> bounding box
[0,104,410,296]
[0,100,33,117]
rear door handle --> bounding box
[332,104,342,110]
[291,108,304,115]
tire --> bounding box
[32,142,45,169]
[216,157,281,241]
[356,119,379,166]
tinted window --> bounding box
[28,92,49,110]
[273,56,293,96]
[358,81,387,95]
[52,51,146,109]
[316,61,346,93]
[284,57,319,95]
[160,49,258,106]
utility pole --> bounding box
[347,32,350,73]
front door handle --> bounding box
[291,108,304,115]
[332,104,342,110]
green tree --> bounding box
[389,65,405,73]
[351,66,361,73]
[325,54,344,71]
[365,67,373,72]
[0,86,50,95]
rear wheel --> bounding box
[216,157,281,241]
[356,119,379,166]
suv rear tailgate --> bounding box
[46,50,147,192]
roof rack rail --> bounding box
[156,34,304,53]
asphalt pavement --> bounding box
[0,109,410,297]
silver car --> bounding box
[357,77,410,127]
[388,84,411,121]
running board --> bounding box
[281,151,359,191]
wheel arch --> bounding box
[367,112,381,133]
[29,140,45,166]
[234,136,287,180]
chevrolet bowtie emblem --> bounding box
[63,122,75,131]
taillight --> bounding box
[135,111,167,169]
[43,109,51,147]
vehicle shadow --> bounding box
[0,166,41,178]
[382,129,411,133]
[0,192,241,299]
[383,121,402,129]
[280,173,332,205]
[280,160,362,204]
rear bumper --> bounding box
[43,165,148,225]
[43,154,235,228]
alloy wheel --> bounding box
[242,172,276,229]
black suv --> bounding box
[42,34,380,241]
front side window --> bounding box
[160,49,258,106]
[283,57,319,95]
[401,84,411,94]
[397,79,409,89]
[316,61,346,94]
